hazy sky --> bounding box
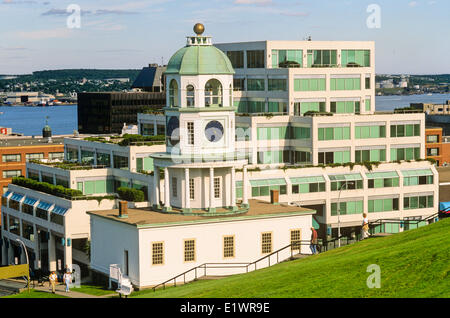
[0,0,448,75]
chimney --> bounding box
[118,201,128,218]
[270,189,279,205]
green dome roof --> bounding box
[165,45,234,75]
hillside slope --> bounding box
[134,218,450,298]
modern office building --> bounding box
[131,64,166,92]
[1,24,439,289]
[411,101,450,135]
[77,91,165,135]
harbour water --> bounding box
[1,93,450,136]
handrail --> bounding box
[152,241,312,292]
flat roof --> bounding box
[87,199,315,229]
[0,137,65,147]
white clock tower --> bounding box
[151,24,249,213]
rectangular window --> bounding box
[290,229,301,251]
[330,78,361,91]
[307,50,337,67]
[2,170,22,178]
[318,127,350,141]
[233,78,245,91]
[214,177,221,199]
[272,49,303,68]
[172,177,177,197]
[390,124,421,137]
[49,152,64,161]
[247,79,265,91]
[426,135,439,143]
[404,195,433,210]
[9,216,20,236]
[341,50,371,67]
[330,101,359,114]
[294,102,326,115]
[184,239,195,262]
[187,122,194,145]
[261,232,272,254]
[223,235,235,258]
[189,178,195,200]
[294,78,326,92]
[2,154,21,162]
[152,242,164,265]
[268,79,287,91]
[26,153,44,162]
[227,51,244,68]
[247,50,265,68]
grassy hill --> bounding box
[133,218,450,298]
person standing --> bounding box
[362,213,370,239]
[49,271,57,294]
[63,270,72,293]
[310,227,318,254]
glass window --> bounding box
[261,232,272,254]
[2,154,21,162]
[184,239,196,262]
[227,51,244,68]
[49,152,64,161]
[152,242,164,265]
[247,50,265,68]
[186,85,195,107]
[268,79,287,91]
[205,79,223,106]
[26,153,44,162]
[233,78,245,91]
[223,236,235,258]
[169,79,179,107]
[247,79,265,91]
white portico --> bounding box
[151,24,249,213]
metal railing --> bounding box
[369,213,439,234]
[152,240,312,292]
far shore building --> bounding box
[1,25,440,290]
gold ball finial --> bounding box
[193,23,205,35]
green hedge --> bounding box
[12,177,83,198]
[118,134,165,146]
[117,187,145,202]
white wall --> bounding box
[89,212,314,288]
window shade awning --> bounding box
[365,171,399,179]
[329,174,362,181]
[37,201,52,211]
[23,197,38,206]
[250,178,286,187]
[10,193,24,202]
[290,176,325,184]
[51,206,68,216]
[401,169,433,177]
[2,191,12,198]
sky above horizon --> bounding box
[0,0,449,75]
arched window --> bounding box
[204,79,223,107]
[169,79,179,107]
[186,85,195,108]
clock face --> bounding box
[205,120,224,143]
[166,116,179,146]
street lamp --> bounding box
[16,238,30,292]
[336,180,356,248]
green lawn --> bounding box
[132,218,450,298]
[2,289,69,298]
[71,284,117,297]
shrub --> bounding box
[117,187,145,202]
[12,177,83,198]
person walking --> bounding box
[310,227,318,254]
[49,271,57,294]
[63,270,72,293]
[361,213,370,239]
